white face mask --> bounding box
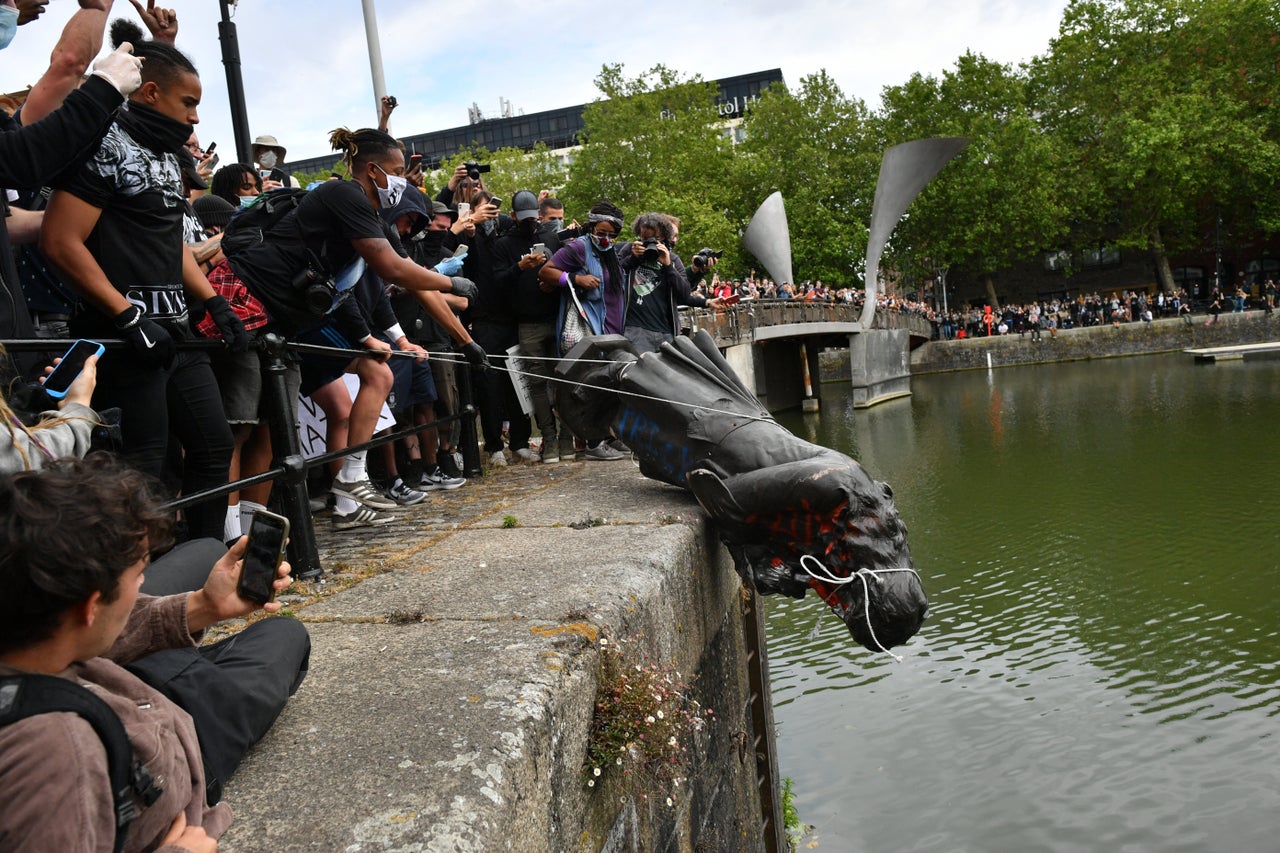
[373,163,407,208]
[257,150,278,169]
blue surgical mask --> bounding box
[240,195,258,209]
[0,6,19,51]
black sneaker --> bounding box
[437,452,464,479]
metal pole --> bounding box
[360,0,388,124]
[217,0,253,166]
[457,363,483,478]
[260,334,323,580]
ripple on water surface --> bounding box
[768,356,1280,851]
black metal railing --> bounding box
[3,335,482,580]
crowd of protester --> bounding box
[6,6,1280,847]
[689,274,1280,341]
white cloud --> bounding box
[1,0,1066,163]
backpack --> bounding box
[219,187,311,258]
[0,674,163,853]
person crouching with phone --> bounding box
[0,455,310,851]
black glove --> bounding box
[114,305,175,368]
[459,340,489,369]
[205,294,249,352]
[449,276,478,302]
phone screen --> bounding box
[42,339,104,398]
[237,510,289,605]
[488,197,503,210]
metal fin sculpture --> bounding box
[742,192,794,286]
[860,137,969,328]
[556,332,926,652]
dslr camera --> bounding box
[295,263,339,314]
[641,237,662,263]
[693,248,723,268]
[463,162,491,181]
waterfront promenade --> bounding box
[217,460,758,852]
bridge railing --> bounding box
[681,299,932,347]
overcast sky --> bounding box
[2,0,1068,163]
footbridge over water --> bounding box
[678,299,931,411]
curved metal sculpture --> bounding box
[742,191,795,287]
[860,137,969,328]
[555,332,927,652]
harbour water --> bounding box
[767,354,1280,852]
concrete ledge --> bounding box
[219,463,764,852]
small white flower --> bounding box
[593,767,601,777]
[599,638,608,646]
[656,710,664,720]
[645,715,655,724]
[616,757,623,765]
[668,736,677,747]
[666,797,673,807]
[587,779,595,788]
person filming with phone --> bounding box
[0,454,309,852]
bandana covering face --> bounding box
[590,232,615,252]
[116,101,195,154]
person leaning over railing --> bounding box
[199,128,488,526]
[41,22,247,544]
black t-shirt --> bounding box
[228,180,387,331]
[626,261,675,333]
[57,122,190,335]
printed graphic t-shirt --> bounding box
[58,123,190,334]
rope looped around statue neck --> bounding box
[799,555,921,663]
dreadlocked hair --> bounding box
[109,19,197,86]
[329,127,402,173]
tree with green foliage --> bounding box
[563,64,740,271]
[1027,0,1280,292]
[733,71,879,285]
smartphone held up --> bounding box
[41,339,104,400]
[237,510,290,605]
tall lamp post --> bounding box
[360,0,387,124]
[217,0,252,165]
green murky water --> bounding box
[767,354,1280,852]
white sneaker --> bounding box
[514,448,540,463]
[332,505,398,531]
[386,478,427,506]
[419,465,466,491]
[332,476,398,510]
[488,450,508,468]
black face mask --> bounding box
[518,218,539,238]
[116,101,195,154]
[420,230,448,252]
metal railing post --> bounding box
[260,333,323,580]
[457,360,483,478]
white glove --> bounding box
[91,43,144,96]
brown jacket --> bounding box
[0,595,232,852]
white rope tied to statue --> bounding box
[799,555,921,663]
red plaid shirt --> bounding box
[196,259,270,338]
